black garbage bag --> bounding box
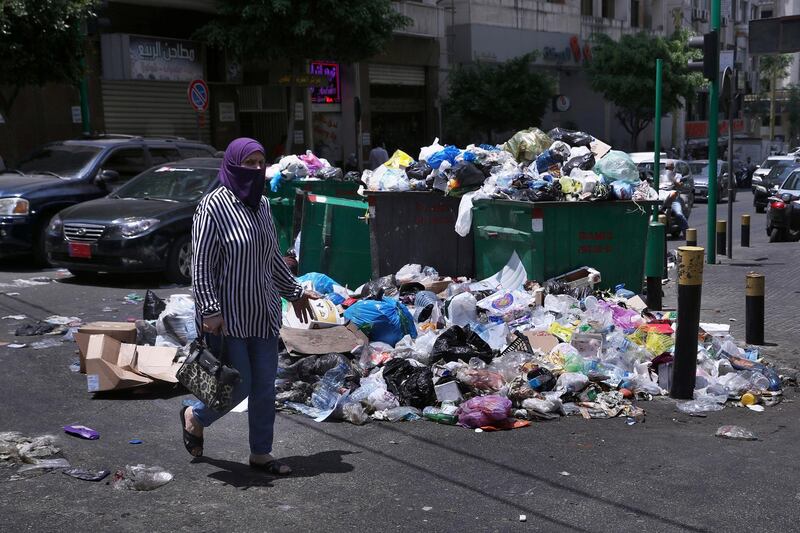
[283,353,359,388]
[547,127,593,148]
[526,367,556,392]
[316,166,343,180]
[562,153,596,176]
[361,275,398,299]
[382,358,436,409]
[406,160,432,181]
[525,181,563,202]
[429,325,494,365]
[450,161,486,189]
[143,290,166,320]
[15,321,56,336]
[344,170,361,182]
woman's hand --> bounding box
[291,290,322,323]
[202,315,225,335]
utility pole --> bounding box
[707,0,721,264]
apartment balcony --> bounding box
[392,1,444,39]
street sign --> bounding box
[187,79,209,112]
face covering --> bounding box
[218,137,266,209]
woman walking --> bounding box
[180,137,316,475]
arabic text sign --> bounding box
[309,61,341,103]
[129,36,203,82]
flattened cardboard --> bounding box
[524,332,559,355]
[84,335,152,392]
[135,346,180,383]
[590,138,612,160]
[280,323,368,356]
[75,322,137,373]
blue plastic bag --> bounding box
[427,145,461,170]
[610,180,635,200]
[297,272,340,295]
[344,297,417,346]
[269,171,282,192]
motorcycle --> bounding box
[765,191,800,242]
[642,170,693,238]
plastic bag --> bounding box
[549,141,571,162]
[556,372,589,393]
[593,150,639,182]
[430,325,493,365]
[447,291,478,326]
[428,145,461,169]
[455,367,505,393]
[716,425,757,440]
[299,150,326,173]
[562,153,596,176]
[384,149,414,169]
[522,396,563,415]
[316,166,343,180]
[454,190,479,237]
[369,165,410,191]
[143,290,166,321]
[502,128,553,162]
[279,155,309,179]
[382,358,436,408]
[448,161,485,190]
[676,395,727,414]
[419,137,445,162]
[155,294,197,347]
[344,297,416,347]
[457,395,512,428]
[547,127,593,147]
[406,160,432,181]
[610,180,635,200]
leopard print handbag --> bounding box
[176,338,241,412]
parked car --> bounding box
[688,160,736,203]
[0,135,215,264]
[46,158,221,283]
[765,168,800,242]
[751,155,795,189]
[634,157,695,237]
[753,161,800,213]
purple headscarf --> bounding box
[219,137,265,209]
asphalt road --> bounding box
[1,187,798,532]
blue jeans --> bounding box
[671,200,689,231]
[192,334,279,455]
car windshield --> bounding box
[783,171,800,191]
[766,164,797,184]
[637,162,666,174]
[689,163,710,176]
[760,159,783,170]
[113,165,218,202]
[16,145,102,178]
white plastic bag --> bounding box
[418,137,444,162]
[448,292,477,327]
[155,294,196,347]
[455,190,480,237]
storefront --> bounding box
[100,33,211,142]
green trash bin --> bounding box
[298,193,372,289]
[472,199,658,292]
[267,179,360,255]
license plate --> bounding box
[68,242,92,259]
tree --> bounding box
[787,84,800,148]
[196,0,409,153]
[586,32,701,151]
[0,0,96,119]
[444,53,555,144]
[759,54,792,142]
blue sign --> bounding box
[187,79,209,111]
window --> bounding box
[149,148,182,166]
[631,0,640,27]
[581,0,593,16]
[761,9,772,18]
[602,0,615,19]
[101,148,147,182]
[179,146,216,159]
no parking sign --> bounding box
[187,79,209,112]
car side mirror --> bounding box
[94,169,120,187]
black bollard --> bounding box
[745,272,765,345]
[686,227,697,247]
[716,220,726,257]
[671,246,704,400]
[658,214,668,279]
[741,214,750,247]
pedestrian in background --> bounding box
[368,138,389,170]
[181,137,318,475]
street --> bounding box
[1,188,799,533]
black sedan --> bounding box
[46,158,220,283]
[753,161,800,213]
[765,168,800,242]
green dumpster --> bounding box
[472,199,658,292]
[267,179,360,254]
[298,193,372,289]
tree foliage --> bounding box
[586,31,701,150]
[196,0,409,66]
[444,53,555,144]
[0,0,96,117]
[759,54,792,89]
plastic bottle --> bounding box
[112,464,173,491]
[422,406,458,425]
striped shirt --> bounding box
[191,186,303,339]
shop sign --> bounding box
[685,119,745,138]
[309,61,341,104]
[129,36,203,82]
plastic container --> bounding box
[471,199,658,292]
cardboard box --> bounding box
[84,335,153,393]
[434,381,463,403]
[83,334,179,392]
[75,322,138,373]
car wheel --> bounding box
[166,235,191,284]
[33,214,57,267]
[769,228,784,243]
[68,269,94,279]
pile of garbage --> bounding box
[266,150,357,192]
[276,258,784,429]
[358,128,653,205]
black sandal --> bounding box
[249,460,292,476]
[180,406,203,457]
